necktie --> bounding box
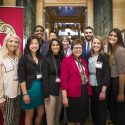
[87,42,90,53]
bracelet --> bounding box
[23,93,28,96]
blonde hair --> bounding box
[91,36,104,56]
[0,34,21,59]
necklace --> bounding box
[8,54,15,60]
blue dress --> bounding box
[21,80,44,110]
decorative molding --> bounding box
[0,19,16,35]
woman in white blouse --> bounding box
[0,34,21,125]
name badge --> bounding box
[55,77,61,83]
[95,62,103,69]
[36,74,42,79]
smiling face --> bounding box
[51,40,60,55]
[49,32,57,41]
[92,37,102,53]
[34,27,44,39]
[72,44,82,58]
[108,31,118,46]
[29,38,39,53]
[6,36,19,53]
[85,28,93,41]
[62,38,70,50]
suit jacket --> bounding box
[96,54,111,89]
[42,54,61,98]
[18,55,44,90]
[81,41,91,62]
[40,40,50,57]
[61,55,92,97]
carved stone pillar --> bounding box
[94,0,112,37]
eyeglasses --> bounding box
[73,47,82,50]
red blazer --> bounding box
[61,55,92,97]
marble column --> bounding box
[87,0,93,28]
[94,0,112,37]
[21,0,36,37]
[36,0,44,26]
[4,0,16,6]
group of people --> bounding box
[0,25,125,125]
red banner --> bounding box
[0,7,24,52]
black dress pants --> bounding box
[108,77,125,125]
[90,86,107,125]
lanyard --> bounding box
[53,54,60,77]
[34,62,42,74]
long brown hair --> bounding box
[108,28,125,66]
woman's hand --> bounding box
[23,94,31,104]
[0,101,5,111]
[63,97,68,107]
[99,91,106,100]
[99,86,107,100]
[117,93,124,102]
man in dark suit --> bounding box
[81,26,94,62]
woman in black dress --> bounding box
[42,38,63,125]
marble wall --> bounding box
[94,0,112,37]
[16,0,36,38]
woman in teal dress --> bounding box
[18,36,44,125]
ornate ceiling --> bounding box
[45,6,86,23]
[45,6,87,33]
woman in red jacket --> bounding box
[60,39,92,125]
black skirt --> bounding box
[66,84,89,122]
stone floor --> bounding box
[60,109,113,125]
[84,119,113,125]
[60,118,113,125]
